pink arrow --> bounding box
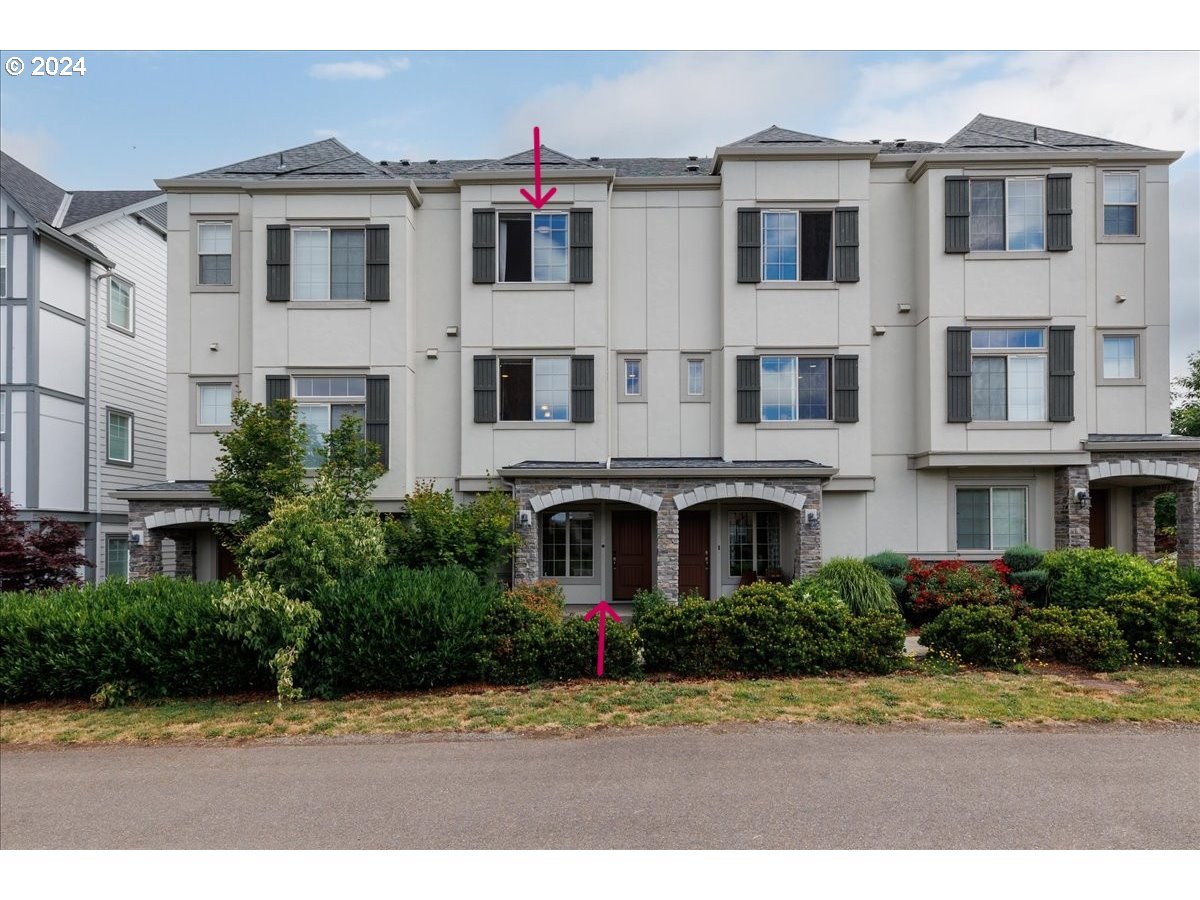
[583,600,622,677]
[519,126,558,209]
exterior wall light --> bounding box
[426,348,439,359]
[1074,488,1091,510]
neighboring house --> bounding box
[125,114,1198,608]
[0,151,168,582]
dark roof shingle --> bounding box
[0,151,67,224]
[938,114,1151,154]
[61,190,163,227]
[181,137,395,181]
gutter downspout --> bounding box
[92,267,115,579]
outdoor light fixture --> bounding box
[445,325,459,336]
[1074,488,1091,510]
[805,509,820,526]
[872,325,887,336]
[897,302,912,314]
[426,347,439,359]
[518,511,532,527]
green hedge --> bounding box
[1020,607,1130,672]
[635,582,906,677]
[919,605,1029,669]
[1091,590,1200,666]
[0,578,266,702]
[1044,548,1181,609]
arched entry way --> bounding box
[1086,459,1198,559]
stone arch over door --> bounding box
[143,507,243,530]
[1087,459,1199,484]
[674,482,808,512]
[526,484,664,514]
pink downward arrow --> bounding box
[520,126,558,209]
[583,600,622,677]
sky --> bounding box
[2,49,1196,375]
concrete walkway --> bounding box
[3,724,1196,849]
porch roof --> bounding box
[500,458,836,479]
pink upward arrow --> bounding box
[583,601,622,677]
[520,126,558,209]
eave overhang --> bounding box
[905,149,1184,182]
[154,177,424,207]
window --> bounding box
[624,359,642,397]
[293,228,366,300]
[0,235,7,297]
[541,510,594,578]
[499,357,569,422]
[970,329,1046,421]
[728,510,782,578]
[1102,335,1139,381]
[498,211,568,283]
[106,536,129,582]
[197,222,233,285]
[761,210,833,281]
[106,410,132,464]
[687,359,705,396]
[1103,172,1139,236]
[968,178,1045,251]
[108,278,133,333]
[293,376,366,467]
[760,356,831,421]
[1,391,6,435]
[197,383,234,427]
[956,487,1027,551]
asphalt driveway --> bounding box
[2,724,1197,849]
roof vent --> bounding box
[893,138,907,147]
[400,159,410,166]
[685,164,700,172]
[870,139,881,145]
[589,156,600,162]
[379,160,388,166]
[428,159,438,164]
[688,155,698,161]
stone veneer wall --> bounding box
[126,499,229,581]
[511,476,823,599]
[1053,465,1091,549]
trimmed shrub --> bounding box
[1044,548,1181,609]
[0,578,265,702]
[864,550,908,578]
[904,558,1023,623]
[1002,543,1044,572]
[1009,569,1049,604]
[631,587,670,621]
[1177,566,1200,600]
[1020,606,1130,672]
[636,581,905,677]
[806,557,901,616]
[1093,590,1200,666]
[215,576,320,702]
[919,605,1029,670]
[505,580,565,622]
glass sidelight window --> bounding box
[728,510,781,577]
[542,510,593,578]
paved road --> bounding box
[2,725,1197,849]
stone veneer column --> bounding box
[1177,482,1199,570]
[127,501,162,581]
[1132,487,1159,559]
[171,530,197,580]
[1053,465,1090,549]
[512,483,540,586]
[655,496,680,600]
[792,482,823,577]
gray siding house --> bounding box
[0,152,168,581]
[122,115,1198,607]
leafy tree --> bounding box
[316,414,384,511]
[385,481,520,583]
[0,492,92,591]
[1172,352,1200,437]
[210,397,307,541]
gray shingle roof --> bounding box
[62,190,163,227]
[118,480,213,492]
[1086,433,1199,443]
[137,202,168,229]
[464,145,602,172]
[505,458,826,470]
[877,140,943,155]
[938,114,1152,153]
[600,157,714,177]
[379,159,488,180]
[723,125,870,148]
[1,151,67,224]
[180,137,396,181]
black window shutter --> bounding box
[571,356,594,423]
[365,375,390,468]
[569,209,593,284]
[473,355,497,423]
[266,225,290,301]
[736,208,761,283]
[472,209,496,284]
[1048,326,1075,422]
[265,374,290,417]
[944,177,970,254]
[834,208,860,283]
[365,225,390,300]
[946,327,972,422]
[833,355,859,423]
[1046,174,1073,252]
[736,355,760,423]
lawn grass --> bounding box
[3,665,1198,746]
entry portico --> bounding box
[501,458,834,609]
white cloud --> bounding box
[0,128,59,172]
[308,58,411,81]
[497,52,844,157]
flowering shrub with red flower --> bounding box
[903,558,1024,623]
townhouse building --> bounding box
[1,152,168,581]
[121,115,1198,608]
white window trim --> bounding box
[965,176,1048,253]
[1096,330,1145,386]
[951,483,1030,553]
[759,354,834,423]
[1097,168,1146,244]
[193,217,238,291]
[193,380,238,432]
[106,408,134,466]
[291,226,368,302]
[725,508,785,582]
[759,208,835,283]
[539,508,599,584]
[970,329,1048,423]
[681,354,711,402]
[107,276,135,336]
[292,375,368,468]
[498,356,572,423]
[616,354,646,403]
[497,211,570,284]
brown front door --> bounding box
[678,510,710,599]
[611,510,653,601]
[1089,489,1110,548]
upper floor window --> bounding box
[197,383,234,427]
[197,222,233,285]
[293,228,366,300]
[500,357,570,421]
[108,277,134,334]
[499,211,568,283]
[969,177,1045,251]
[760,356,831,421]
[293,376,366,467]
[0,235,7,297]
[624,358,642,397]
[1099,333,1142,384]
[107,409,133,465]
[761,210,832,281]
[687,359,705,396]
[1103,172,1139,236]
[970,328,1046,421]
